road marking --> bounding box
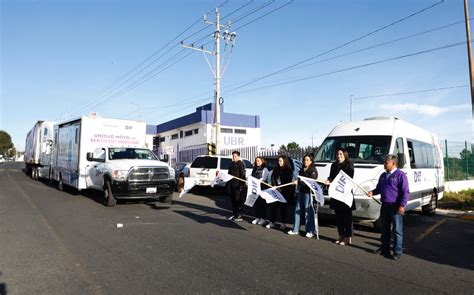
[460,215,474,221]
[6,173,103,295]
[415,218,446,243]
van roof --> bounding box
[328,117,437,143]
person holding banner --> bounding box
[250,156,269,225]
[325,147,355,246]
[267,155,294,230]
[288,154,318,238]
[227,151,246,221]
[367,154,409,260]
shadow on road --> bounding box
[0,283,6,295]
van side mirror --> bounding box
[86,152,94,161]
[397,153,406,168]
[161,154,169,163]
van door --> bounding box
[86,148,106,189]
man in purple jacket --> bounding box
[368,154,410,260]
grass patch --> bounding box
[440,189,474,210]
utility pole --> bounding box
[464,0,474,119]
[181,8,236,154]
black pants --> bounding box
[334,207,353,237]
[254,197,266,219]
[268,199,288,223]
[230,186,243,217]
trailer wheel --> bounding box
[422,192,437,216]
[104,180,117,207]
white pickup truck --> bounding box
[51,115,175,206]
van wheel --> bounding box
[58,176,64,191]
[422,192,437,215]
[104,180,117,207]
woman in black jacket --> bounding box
[326,147,355,245]
[267,155,294,231]
[251,156,269,225]
[288,154,318,238]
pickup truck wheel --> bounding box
[159,193,173,204]
[104,180,117,207]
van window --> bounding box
[44,128,48,136]
[314,136,391,164]
[407,139,436,169]
[220,158,232,169]
[243,160,253,169]
[191,156,218,168]
[395,137,405,154]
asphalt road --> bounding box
[1,162,473,294]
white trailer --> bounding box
[51,115,175,206]
[314,117,445,227]
[24,120,56,180]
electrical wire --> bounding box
[353,85,469,100]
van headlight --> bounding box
[169,167,175,179]
[112,170,128,181]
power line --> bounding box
[224,0,446,95]
[353,85,469,100]
[234,0,294,31]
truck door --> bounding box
[86,148,106,188]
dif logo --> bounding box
[125,125,133,130]
[414,171,422,183]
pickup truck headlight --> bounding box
[169,167,175,179]
[112,170,129,181]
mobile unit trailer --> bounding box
[24,120,57,180]
[314,117,444,227]
[51,115,175,206]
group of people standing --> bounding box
[227,148,409,260]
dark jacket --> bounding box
[228,160,246,189]
[298,165,318,194]
[271,166,294,199]
[328,160,356,210]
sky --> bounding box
[1,0,473,151]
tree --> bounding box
[0,130,13,155]
[286,141,300,150]
[279,144,287,152]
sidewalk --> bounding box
[436,208,474,220]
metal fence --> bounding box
[440,140,473,181]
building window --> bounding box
[234,129,247,134]
[171,134,178,140]
[193,128,199,135]
[184,130,193,137]
[221,128,233,133]
[180,130,184,138]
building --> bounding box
[147,103,260,164]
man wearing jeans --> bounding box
[368,154,410,260]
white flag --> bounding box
[259,187,287,204]
[328,170,354,208]
[244,176,261,207]
[179,177,197,198]
[298,175,325,206]
[210,171,234,188]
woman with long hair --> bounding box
[251,156,269,225]
[267,155,294,231]
[288,154,318,238]
[326,147,355,245]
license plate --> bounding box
[146,187,157,194]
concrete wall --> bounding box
[445,180,474,193]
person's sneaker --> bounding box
[265,222,274,229]
[287,230,298,235]
[257,219,267,226]
[251,218,260,225]
[392,254,402,260]
[233,215,243,222]
[306,232,314,238]
[226,215,235,221]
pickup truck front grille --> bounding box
[129,167,169,182]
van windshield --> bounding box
[314,136,391,164]
[108,148,158,160]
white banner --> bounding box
[259,187,287,204]
[244,176,261,207]
[298,175,325,206]
[328,170,354,208]
[210,171,234,187]
[179,177,197,198]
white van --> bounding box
[189,155,253,187]
[314,117,444,226]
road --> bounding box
[0,162,473,294]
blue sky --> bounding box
[1,0,472,150]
